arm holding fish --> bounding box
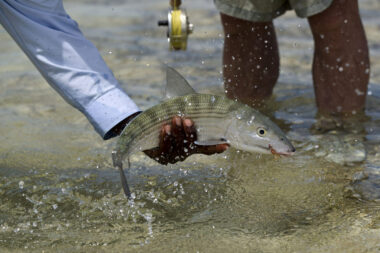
[0,0,141,140]
[0,0,228,167]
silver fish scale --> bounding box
[115,93,241,161]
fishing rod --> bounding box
[158,0,194,50]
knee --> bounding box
[308,0,360,33]
[220,13,247,36]
[220,13,273,38]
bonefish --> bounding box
[112,67,295,198]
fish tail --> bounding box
[118,163,131,198]
[112,151,132,199]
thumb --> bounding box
[194,143,230,155]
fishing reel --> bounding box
[158,1,194,50]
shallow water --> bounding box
[1,0,380,252]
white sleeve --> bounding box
[0,0,141,139]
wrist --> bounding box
[106,111,141,139]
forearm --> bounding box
[0,0,140,139]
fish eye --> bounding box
[257,127,267,137]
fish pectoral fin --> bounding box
[194,138,229,146]
[165,66,196,99]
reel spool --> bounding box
[158,2,193,50]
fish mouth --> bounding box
[269,144,295,157]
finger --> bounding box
[183,118,197,144]
[194,143,230,155]
[171,116,185,149]
[159,124,173,155]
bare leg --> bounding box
[221,13,280,107]
[308,0,370,116]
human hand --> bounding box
[143,116,229,165]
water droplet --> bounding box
[338,67,344,72]
[211,96,215,103]
[247,115,255,125]
[52,204,58,210]
[355,89,364,96]
[19,181,24,189]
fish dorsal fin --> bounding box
[165,66,196,99]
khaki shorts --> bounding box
[214,0,333,22]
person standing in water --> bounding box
[215,0,370,130]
